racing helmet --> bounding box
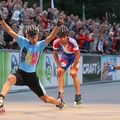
[26,25,39,37]
[58,25,69,37]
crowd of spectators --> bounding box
[0,0,120,55]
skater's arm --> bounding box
[44,26,59,45]
[0,19,18,40]
[44,19,64,45]
[53,50,61,67]
[107,64,119,72]
[114,65,120,70]
[72,51,80,69]
[53,50,64,76]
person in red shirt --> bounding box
[77,29,94,52]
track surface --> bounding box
[1,81,120,120]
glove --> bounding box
[108,65,115,72]
[56,18,64,27]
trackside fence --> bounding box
[0,49,120,92]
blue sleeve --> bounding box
[16,35,28,48]
[37,40,46,51]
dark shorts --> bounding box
[14,69,46,97]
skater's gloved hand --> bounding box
[56,17,64,27]
[107,64,115,72]
[104,64,115,73]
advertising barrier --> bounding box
[0,49,120,92]
[37,53,68,88]
[0,50,78,92]
[101,56,117,81]
[82,55,101,83]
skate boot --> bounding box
[74,94,81,108]
[0,94,5,115]
[56,92,65,108]
[56,99,64,109]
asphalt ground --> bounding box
[1,81,120,120]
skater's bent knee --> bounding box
[7,74,16,85]
[70,73,77,78]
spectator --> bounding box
[11,4,22,21]
[69,30,75,38]
[96,34,104,54]
[106,31,116,54]
[9,21,20,49]
[0,23,6,48]
[39,10,49,29]
[0,0,119,54]
[82,29,94,52]
[103,40,110,54]
[3,21,19,49]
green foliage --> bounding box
[26,0,120,23]
[27,0,39,6]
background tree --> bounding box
[26,0,120,23]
